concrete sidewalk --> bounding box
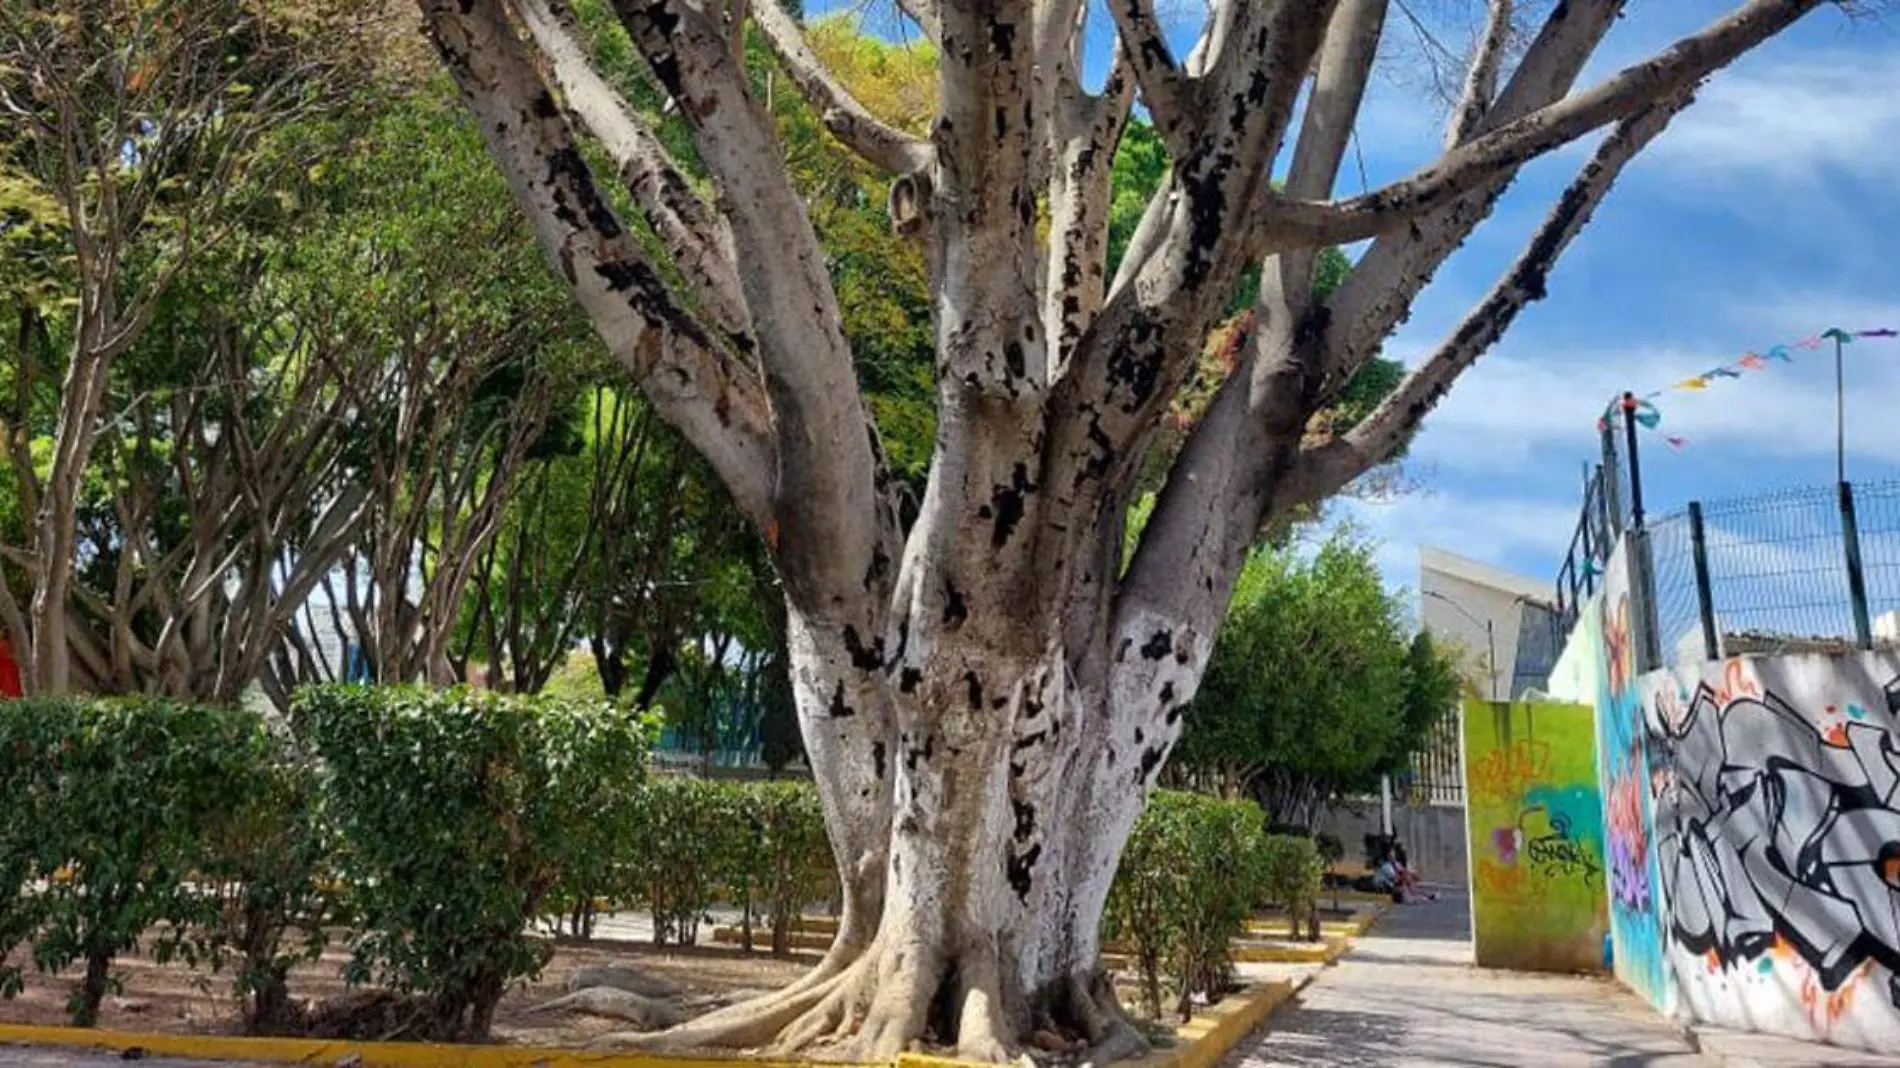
[1223,889,1706,1067]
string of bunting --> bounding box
[1596,327,1900,449]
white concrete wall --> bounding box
[1420,547,1549,701]
[1631,650,1900,1054]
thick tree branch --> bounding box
[421,0,776,524]
[894,0,941,44]
[1045,1,1336,522]
[1106,0,1196,156]
[1256,0,1823,249]
[1448,0,1513,147]
[512,0,752,341]
[1285,93,1689,507]
[1259,0,1387,321]
[1318,0,1631,391]
[751,0,932,175]
[611,0,897,613]
[1042,35,1135,375]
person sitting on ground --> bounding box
[1372,846,1402,899]
[1391,840,1438,903]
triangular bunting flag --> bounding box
[1665,435,1687,450]
[1706,366,1743,380]
[1737,353,1767,370]
[1859,328,1898,338]
[1766,345,1794,362]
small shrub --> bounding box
[292,685,648,1040]
[742,782,833,956]
[0,697,266,1025]
[1258,834,1325,940]
[197,742,339,1032]
[1105,791,1269,1020]
[630,776,747,946]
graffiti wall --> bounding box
[1463,700,1608,973]
[1638,652,1900,1051]
[1593,546,1675,1012]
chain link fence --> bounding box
[1644,480,1900,666]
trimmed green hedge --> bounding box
[0,698,269,1025]
[1,691,1305,1038]
[0,687,836,1036]
[292,685,651,1039]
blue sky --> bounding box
[810,2,1900,600]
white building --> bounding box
[1419,547,1560,701]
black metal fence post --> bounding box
[1840,481,1874,649]
[1688,501,1719,661]
[1622,393,1647,529]
[1601,417,1625,537]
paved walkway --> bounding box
[0,1050,228,1066]
[1225,889,1707,1067]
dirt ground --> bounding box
[0,934,814,1047]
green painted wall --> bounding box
[1462,700,1610,974]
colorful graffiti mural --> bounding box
[1463,700,1609,973]
[1640,653,1900,1051]
[1592,547,1674,1011]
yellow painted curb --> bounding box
[0,1024,819,1068]
[1124,979,1297,1068]
[709,927,834,952]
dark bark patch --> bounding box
[1007,843,1041,902]
[872,742,887,781]
[889,617,910,672]
[989,462,1035,549]
[963,671,983,711]
[841,625,884,671]
[899,667,923,694]
[905,733,936,772]
[1011,799,1036,843]
[543,148,622,239]
[1115,636,1132,663]
[1140,630,1173,660]
[827,681,854,718]
[1159,681,1176,706]
[1013,730,1047,752]
[865,544,892,590]
[1004,340,1026,379]
[942,582,969,628]
[987,17,1016,61]
[1136,745,1165,784]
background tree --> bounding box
[420,0,1829,1058]
[1169,534,1463,827]
[0,0,368,693]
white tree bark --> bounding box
[419,0,1836,1058]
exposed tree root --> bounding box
[593,934,1150,1066]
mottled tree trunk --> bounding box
[420,0,1826,1058]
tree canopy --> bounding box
[1172,534,1465,827]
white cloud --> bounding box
[1336,491,1582,598]
[1652,52,1900,183]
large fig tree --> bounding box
[420,0,1832,1058]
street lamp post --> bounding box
[1423,589,1499,701]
